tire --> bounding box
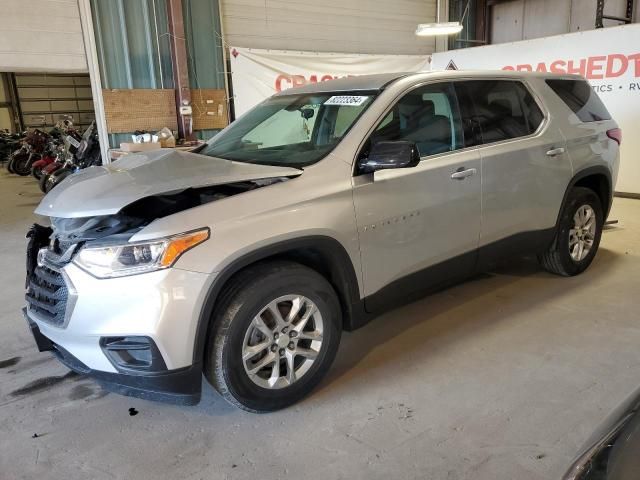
[46,169,72,192]
[44,173,57,193]
[31,164,44,180]
[7,154,16,173]
[539,186,603,276]
[12,153,34,176]
[204,261,342,412]
[39,172,50,193]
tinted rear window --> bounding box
[546,79,611,122]
[456,80,544,144]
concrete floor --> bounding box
[1,170,639,480]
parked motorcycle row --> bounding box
[1,120,101,193]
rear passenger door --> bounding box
[455,80,572,263]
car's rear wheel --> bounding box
[204,261,342,412]
[539,186,603,276]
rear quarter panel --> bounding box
[540,79,619,191]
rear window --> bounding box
[456,80,544,144]
[546,79,611,122]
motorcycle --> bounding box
[30,120,77,180]
[0,130,25,166]
[30,149,58,180]
[7,129,50,176]
[7,142,34,175]
[38,154,65,192]
[39,122,100,193]
[41,156,74,193]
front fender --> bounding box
[190,235,365,365]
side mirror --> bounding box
[359,141,420,174]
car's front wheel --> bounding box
[539,186,604,276]
[204,261,342,412]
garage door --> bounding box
[16,74,95,131]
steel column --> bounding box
[596,0,634,27]
[77,0,111,164]
[166,0,193,141]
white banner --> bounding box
[431,24,640,194]
[229,47,430,117]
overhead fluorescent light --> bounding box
[415,21,463,36]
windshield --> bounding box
[199,91,378,167]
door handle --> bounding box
[546,147,565,157]
[451,167,477,180]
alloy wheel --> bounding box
[569,204,597,262]
[242,294,324,389]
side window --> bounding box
[520,84,544,131]
[369,82,463,157]
[453,83,481,148]
[546,79,612,122]
[459,80,544,144]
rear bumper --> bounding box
[24,309,202,405]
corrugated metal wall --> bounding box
[91,0,174,89]
[183,0,226,90]
[0,0,87,73]
[90,0,227,93]
[90,0,228,143]
[90,0,176,146]
[220,0,437,54]
[490,0,638,44]
[183,0,227,138]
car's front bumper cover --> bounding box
[24,308,202,405]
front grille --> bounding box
[25,264,69,327]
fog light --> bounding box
[100,336,167,372]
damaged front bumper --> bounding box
[24,258,214,405]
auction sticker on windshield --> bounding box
[324,96,369,106]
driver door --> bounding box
[352,82,482,312]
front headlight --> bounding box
[73,228,209,278]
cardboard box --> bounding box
[119,142,162,152]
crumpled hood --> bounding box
[35,149,302,218]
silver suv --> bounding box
[24,71,620,412]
